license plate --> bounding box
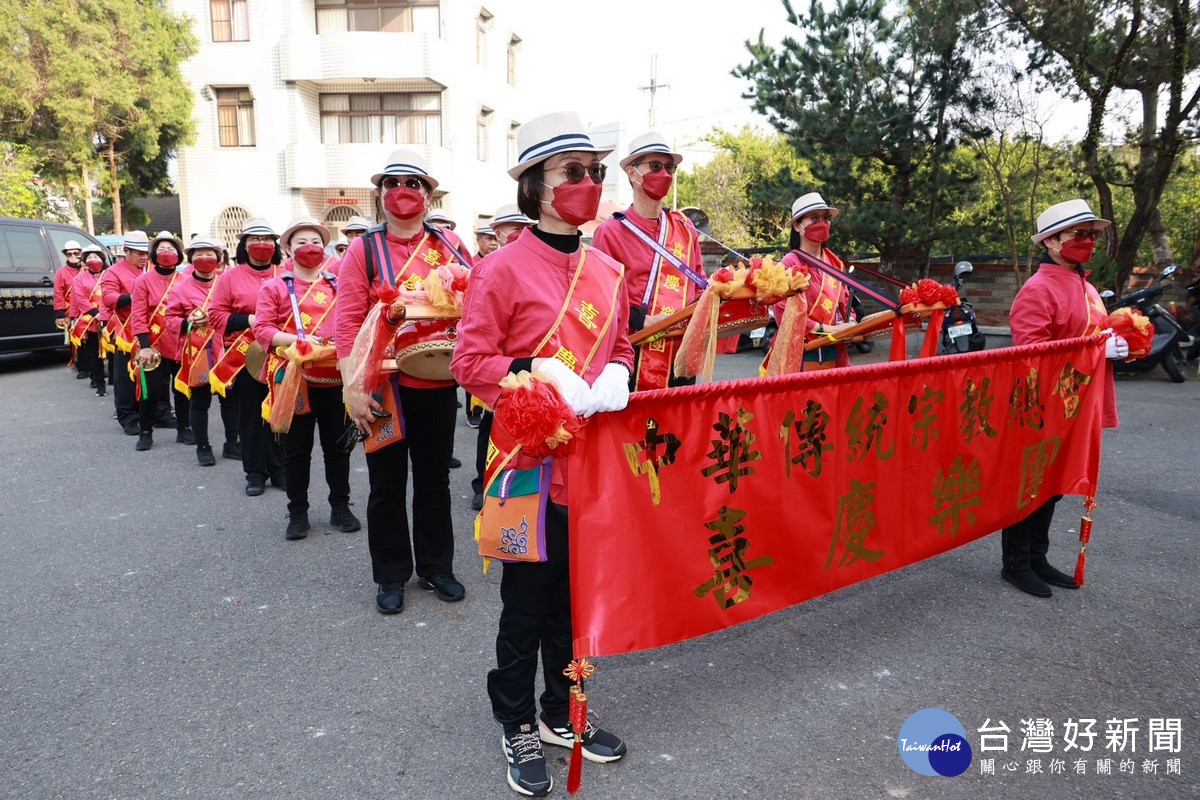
[749,326,767,339]
[947,323,972,339]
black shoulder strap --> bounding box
[362,223,388,286]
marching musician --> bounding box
[342,215,371,246]
[451,111,631,797]
[490,204,535,247]
[592,132,705,390]
[1002,199,1126,598]
[253,217,360,540]
[779,192,853,370]
[473,224,499,261]
[166,238,238,467]
[335,149,472,614]
[101,231,153,435]
[53,239,89,380]
[69,244,109,396]
[208,219,285,497]
[130,231,192,452]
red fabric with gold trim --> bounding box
[568,334,1106,658]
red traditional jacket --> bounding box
[54,263,80,314]
[208,262,281,348]
[780,247,852,367]
[130,267,182,361]
[1010,259,1118,429]
[69,268,104,336]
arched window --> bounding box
[323,204,363,239]
[215,205,252,251]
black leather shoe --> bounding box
[1033,563,1079,589]
[471,492,484,511]
[154,414,177,429]
[269,471,288,491]
[285,512,310,540]
[376,583,405,614]
[419,573,465,602]
[196,445,216,467]
[449,456,462,469]
[135,431,153,451]
[176,428,196,445]
[76,371,89,379]
[245,476,266,496]
[330,506,361,532]
[1001,568,1052,598]
[222,441,241,460]
[122,421,141,436]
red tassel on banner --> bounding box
[566,685,588,795]
[889,316,907,362]
[1075,496,1096,587]
[920,308,944,359]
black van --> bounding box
[0,217,105,354]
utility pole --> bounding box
[638,55,669,128]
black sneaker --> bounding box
[466,409,483,429]
[269,470,288,491]
[245,476,266,496]
[539,712,627,763]
[196,445,216,467]
[285,512,310,540]
[176,428,196,445]
[95,387,107,397]
[122,421,141,436]
[376,583,404,615]
[222,441,241,460]
[135,431,153,452]
[418,573,465,602]
[449,455,462,469]
[330,506,361,532]
[503,724,552,797]
[471,492,484,511]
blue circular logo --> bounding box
[898,708,972,777]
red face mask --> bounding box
[640,170,673,201]
[803,220,831,244]
[1059,238,1095,266]
[293,243,326,269]
[383,187,425,220]
[85,257,104,272]
[545,180,602,227]
[503,228,522,246]
[156,250,180,268]
[247,241,276,263]
[191,256,219,273]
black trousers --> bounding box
[138,358,190,434]
[80,332,105,386]
[189,384,238,449]
[471,410,494,495]
[112,350,137,427]
[365,383,456,585]
[488,501,572,729]
[233,369,282,479]
[1001,495,1062,572]
[282,384,353,515]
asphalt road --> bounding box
[1,346,1197,800]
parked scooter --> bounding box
[940,260,987,354]
[1101,264,1191,383]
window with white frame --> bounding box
[477,108,492,161]
[315,0,440,34]
[476,9,492,66]
[211,0,249,42]
[319,92,442,145]
[508,121,520,168]
[216,88,256,147]
[507,35,520,86]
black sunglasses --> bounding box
[636,159,677,175]
[380,176,429,193]
[553,162,607,185]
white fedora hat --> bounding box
[619,131,682,170]
[122,230,151,251]
[370,149,439,191]
[492,204,535,226]
[425,210,455,229]
[280,216,331,248]
[150,230,185,254]
[789,192,839,222]
[238,218,278,239]
[342,215,371,232]
[1031,199,1112,244]
[185,237,223,259]
[508,111,613,180]
[61,239,83,254]
[474,224,496,237]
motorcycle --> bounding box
[940,260,987,354]
[1101,263,1191,383]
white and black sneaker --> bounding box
[538,712,627,763]
[503,723,552,796]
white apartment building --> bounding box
[170,0,627,253]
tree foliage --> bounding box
[0,0,197,232]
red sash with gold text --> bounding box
[633,211,698,391]
[262,275,339,419]
[175,280,220,397]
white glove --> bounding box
[1105,334,1129,360]
[537,357,595,417]
[590,362,631,414]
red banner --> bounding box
[568,335,1107,658]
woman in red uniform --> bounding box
[130,231,191,451]
[1003,199,1127,598]
[451,111,632,797]
[336,149,473,614]
[254,217,359,540]
[777,192,853,370]
[209,219,285,496]
[69,244,109,396]
[166,237,238,466]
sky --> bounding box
[505,0,789,164]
